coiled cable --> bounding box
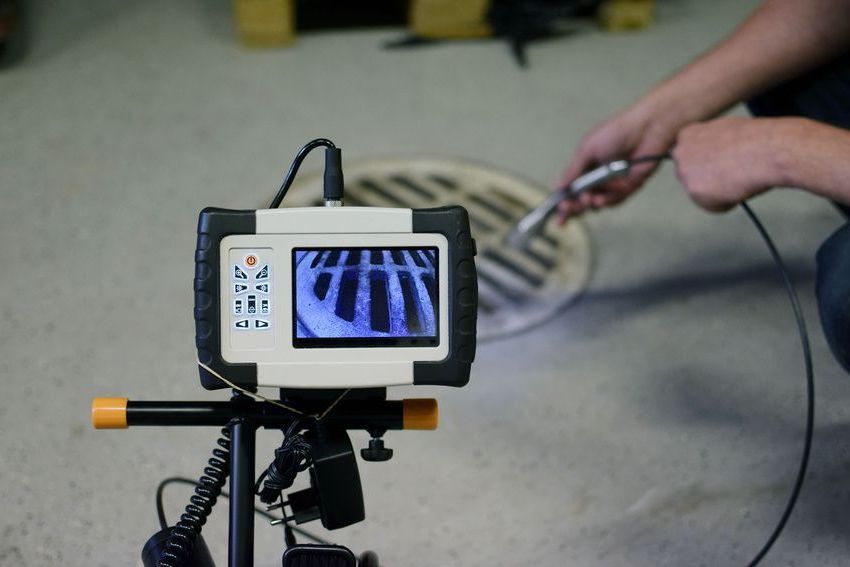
[157,426,232,567]
[256,420,313,505]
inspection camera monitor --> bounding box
[194,205,478,390]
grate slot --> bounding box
[370,249,385,265]
[424,249,437,267]
[537,232,559,249]
[477,268,526,303]
[421,273,437,317]
[335,269,359,322]
[325,250,342,267]
[428,174,458,191]
[397,271,422,333]
[389,175,436,200]
[490,187,529,211]
[345,249,362,266]
[343,192,367,206]
[313,272,332,301]
[310,251,326,269]
[359,179,408,207]
[409,250,426,268]
[468,194,514,223]
[477,296,496,314]
[463,200,510,233]
[481,250,544,288]
[468,214,496,234]
[519,246,556,271]
[369,271,391,333]
[390,250,406,265]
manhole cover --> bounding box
[284,157,592,341]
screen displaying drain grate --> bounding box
[293,247,439,348]
[285,157,592,341]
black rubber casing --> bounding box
[412,206,478,387]
[194,205,478,390]
[195,207,258,390]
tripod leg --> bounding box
[228,420,257,567]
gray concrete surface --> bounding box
[2,1,850,565]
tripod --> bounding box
[92,389,438,566]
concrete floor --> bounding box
[2,0,850,565]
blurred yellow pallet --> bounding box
[598,0,655,31]
[409,0,492,39]
[233,0,295,46]
[229,0,654,48]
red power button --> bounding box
[244,254,258,268]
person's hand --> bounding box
[556,105,679,223]
[672,116,788,212]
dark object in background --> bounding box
[747,51,850,373]
[296,0,408,30]
[488,0,600,67]
[386,0,602,68]
[0,0,26,68]
[816,223,850,374]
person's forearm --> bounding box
[776,119,850,205]
[635,0,850,127]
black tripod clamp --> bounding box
[91,393,438,567]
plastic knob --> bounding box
[360,438,393,462]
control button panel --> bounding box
[229,250,273,332]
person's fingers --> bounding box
[563,199,582,215]
[557,200,574,219]
[591,193,608,208]
[628,162,659,186]
[628,136,673,184]
[558,146,595,189]
[598,190,631,208]
[556,199,589,225]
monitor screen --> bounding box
[292,247,439,348]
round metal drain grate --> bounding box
[285,157,593,341]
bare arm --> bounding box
[558,0,850,220]
[637,0,850,128]
[672,117,850,211]
[782,120,850,205]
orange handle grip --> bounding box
[91,397,128,429]
[402,399,438,430]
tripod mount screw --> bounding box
[361,434,393,462]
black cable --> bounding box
[740,201,814,567]
[269,138,336,208]
[155,477,329,545]
[256,420,313,505]
[627,153,672,165]
[157,427,232,567]
[630,155,814,565]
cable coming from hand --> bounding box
[629,155,814,566]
